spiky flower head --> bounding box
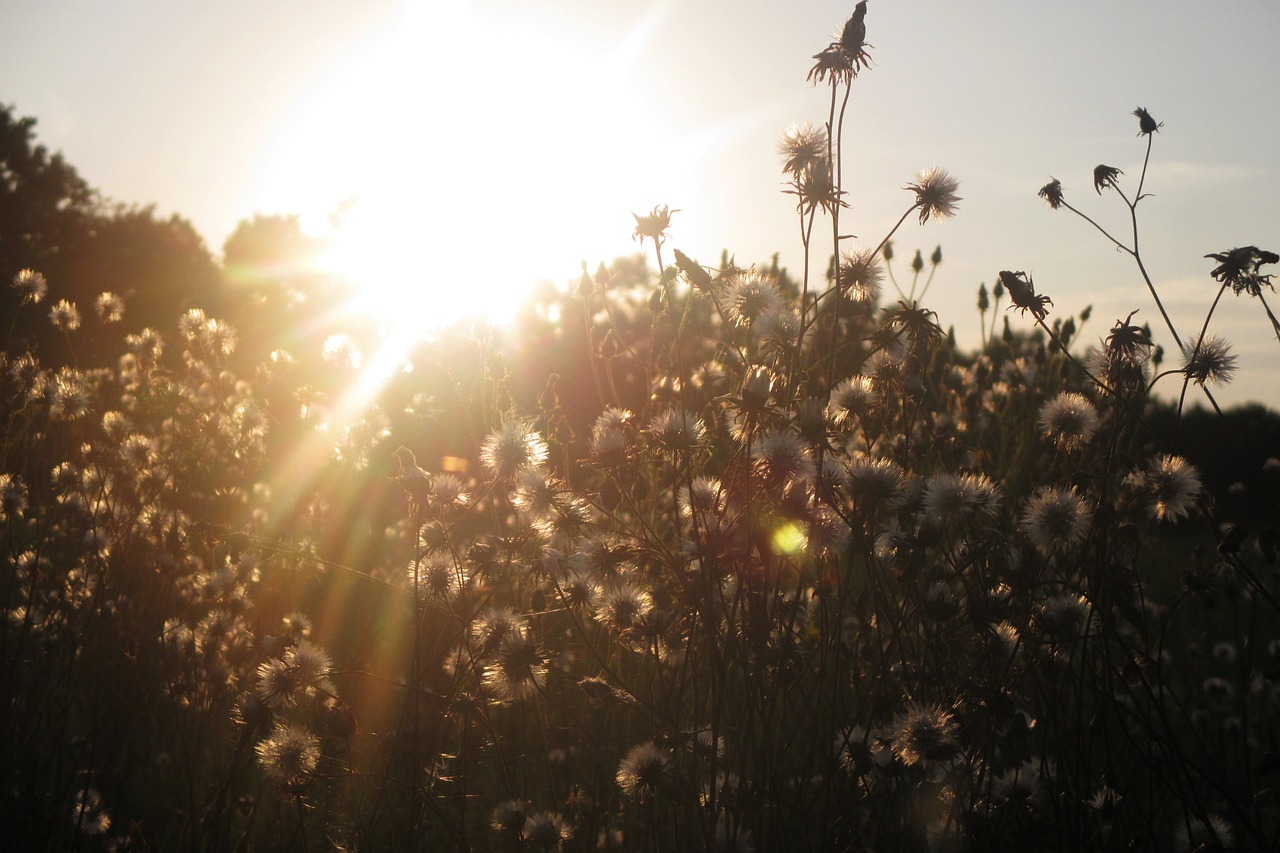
[480,421,548,481]
[12,268,47,304]
[838,247,885,303]
[1181,334,1238,387]
[1173,815,1233,853]
[905,167,962,223]
[891,702,959,767]
[1037,178,1065,209]
[49,299,80,332]
[1128,454,1201,523]
[255,723,321,786]
[94,292,125,323]
[998,270,1052,322]
[1020,485,1093,555]
[490,799,530,836]
[632,204,676,247]
[522,810,572,850]
[484,626,548,701]
[726,271,784,328]
[923,472,1001,528]
[779,123,828,176]
[827,374,879,425]
[617,741,673,801]
[1037,392,1100,452]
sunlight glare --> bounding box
[253,0,700,337]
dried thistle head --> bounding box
[632,204,677,247]
[1038,178,1065,210]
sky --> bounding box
[3,0,1278,410]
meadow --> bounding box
[3,5,1280,851]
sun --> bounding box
[251,0,705,340]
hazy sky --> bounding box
[3,0,1278,409]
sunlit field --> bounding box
[4,4,1280,851]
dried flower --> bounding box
[1133,106,1162,136]
[1037,178,1065,209]
[998,270,1053,322]
[484,626,548,701]
[905,167,962,223]
[523,810,572,849]
[1093,164,1123,194]
[1205,245,1278,297]
[632,204,677,247]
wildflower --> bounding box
[1037,178,1064,209]
[69,787,110,835]
[255,723,321,785]
[1035,593,1095,642]
[480,421,548,480]
[523,810,572,849]
[846,456,905,507]
[827,374,879,425]
[410,550,466,600]
[1128,454,1201,523]
[471,606,527,655]
[1021,486,1093,554]
[49,299,81,331]
[790,160,843,214]
[430,473,469,512]
[491,799,529,835]
[922,472,1000,527]
[754,429,815,487]
[12,268,47,304]
[992,761,1048,809]
[779,123,828,175]
[1133,106,1162,135]
[632,204,676,247]
[559,567,601,610]
[484,626,548,701]
[1038,392,1100,451]
[905,167,962,223]
[726,270,784,327]
[590,407,632,464]
[511,467,559,519]
[809,1,870,84]
[1093,164,1123,194]
[394,446,432,511]
[838,247,885,303]
[1205,245,1278,297]
[1172,815,1233,853]
[998,270,1052,321]
[0,474,28,518]
[1181,334,1238,387]
[94,291,125,323]
[598,580,653,633]
[648,408,705,454]
[891,702,958,767]
[616,741,673,801]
